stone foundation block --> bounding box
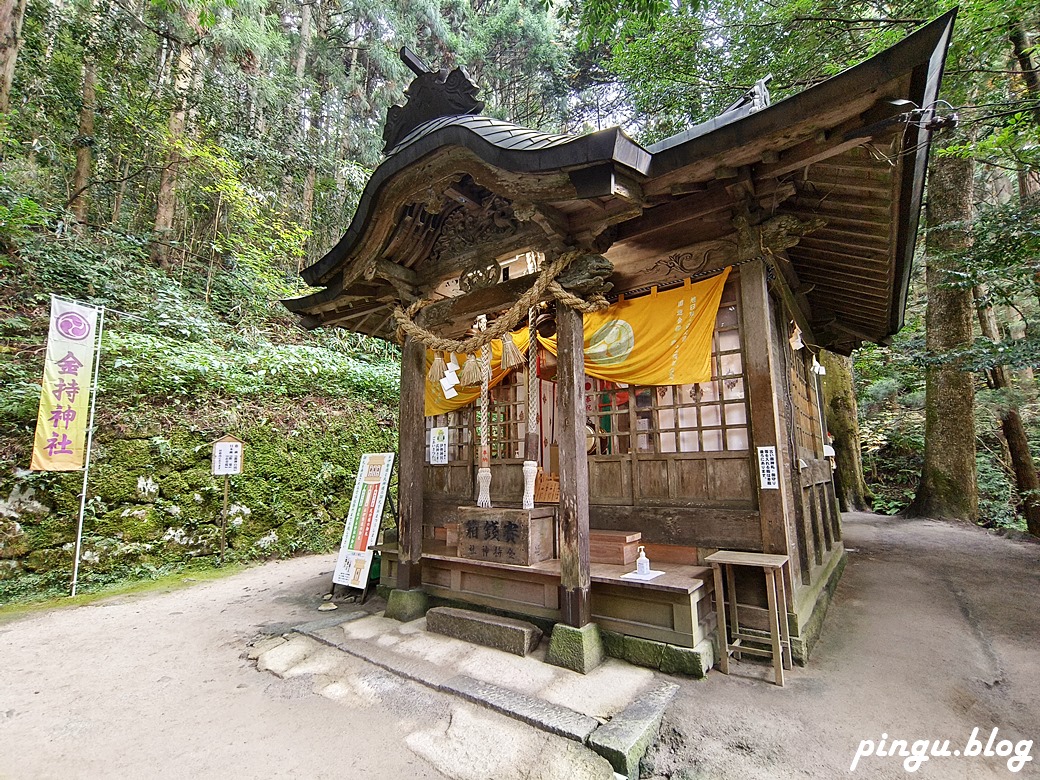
[622,636,665,669]
[659,639,715,678]
[426,606,542,656]
[384,588,429,622]
[588,681,678,777]
[600,628,625,659]
[545,622,605,674]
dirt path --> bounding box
[2,514,1037,779]
[644,513,1040,779]
[0,555,453,780]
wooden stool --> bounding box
[704,550,792,686]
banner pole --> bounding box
[70,305,105,597]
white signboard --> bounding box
[333,452,395,589]
[757,446,779,490]
[429,426,449,465]
[212,435,244,475]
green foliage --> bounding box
[456,0,574,129]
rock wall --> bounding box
[0,399,398,599]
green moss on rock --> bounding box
[623,636,665,669]
[22,515,75,550]
[96,505,163,542]
[1,398,399,601]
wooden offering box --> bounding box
[590,530,641,565]
[456,506,555,566]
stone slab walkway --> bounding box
[254,608,677,776]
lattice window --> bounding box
[425,409,472,463]
[588,278,749,455]
[489,369,527,460]
[789,346,821,457]
[589,383,632,455]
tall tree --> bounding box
[70,0,100,224]
[973,284,1040,534]
[908,153,978,521]
[0,0,26,113]
[151,37,195,269]
[820,351,872,511]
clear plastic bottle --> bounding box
[636,545,650,575]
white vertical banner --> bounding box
[332,453,394,589]
[758,446,779,490]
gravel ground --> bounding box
[2,513,1037,780]
[0,555,452,780]
[642,512,1040,780]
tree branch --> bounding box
[64,163,160,208]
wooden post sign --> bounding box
[212,435,244,476]
[211,435,244,565]
[333,452,395,589]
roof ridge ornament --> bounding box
[382,47,485,154]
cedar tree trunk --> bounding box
[0,0,26,113]
[151,44,193,269]
[974,286,1040,536]
[908,154,978,521]
[820,350,872,511]
[70,57,96,223]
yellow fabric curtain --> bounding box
[540,267,730,386]
[425,268,731,416]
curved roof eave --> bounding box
[646,10,957,178]
[300,118,652,286]
[645,9,955,344]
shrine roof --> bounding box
[385,115,577,157]
[285,11,956,353]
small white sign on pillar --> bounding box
[429,426,449,465]
[757,446,779,490]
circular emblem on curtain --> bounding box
[586,319,634,366]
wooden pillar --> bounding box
[556,304,591,626]
[396,334,425,589]
[740,260,793,560]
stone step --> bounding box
[425,606,543,657]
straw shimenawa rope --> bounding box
[392,249,609,350]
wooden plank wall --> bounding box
[588,451,754,506]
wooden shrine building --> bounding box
[285,14,955,673]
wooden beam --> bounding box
[373,259,420,288]
[740,259,794,558]
[795,274,892,301]
[766,255,816,344]
[321,304,389,329]
[557,304,591,627]
[421,253,613,333]
[416,226,545,288]
[423,274,541,331]
[786,200,890,226]
[787,204,892,232]
[396,335,426,590]
[793,267,891,294]
[819,318,890,345]
[755,134,870,180]
[615,185,735,242]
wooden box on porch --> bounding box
[456,506,555,566]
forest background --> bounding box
[0,0,1037,603]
